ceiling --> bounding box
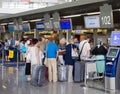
[0,0,120,28]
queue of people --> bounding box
[0,35,108,86]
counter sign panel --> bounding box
[100,4,114,28]
[36,22,44,31]
[84,15,100,29]
[60,19,72,30]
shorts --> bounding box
[5,50,9,56]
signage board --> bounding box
[22,23,30,32]
[75,30,82,35]
[0,26,5,32]
[60,19,72,30]
[44,13,53,30]
[8,25,15,32]
[84,15,100,29]
[100,4,114,28]
[52,12,60,31]
[110,31,120,46]
[36,22,44,31]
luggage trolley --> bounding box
[83,55,105,87]
[1,47,25,87]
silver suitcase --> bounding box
[58,65,67,82]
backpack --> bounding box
[20,45,26,53]
[10,39,15,46]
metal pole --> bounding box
[16,49,19,85]
[84,61,87,87]
[2,48,4,80]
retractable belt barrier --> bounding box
[0,47,26,86]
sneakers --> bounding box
[27,77,31,81]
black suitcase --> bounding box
[74,61,85,82]
[31,65,46,86]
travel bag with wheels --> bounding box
[30,65,46,86]
[74,61,85,82]
[58,64,67,82]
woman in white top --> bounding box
[31,38,41,66]
[25,39,32,81]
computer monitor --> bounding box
[110,31,120,46]
[107,47,119,58]
[22,23,30,32]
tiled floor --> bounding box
[0,66,120,94]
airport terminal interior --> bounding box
[0,0,120,94]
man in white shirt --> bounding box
[79,35,91,60]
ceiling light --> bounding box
[1,23,7,25]
[29,19,42,22]
[62,14,81,18]
[22,21,29,23]
[86,12,100,15]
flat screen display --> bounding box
[8,25,14,32]
[0,26,5,32]
[107,48,119,57]
[60,19,72,30]
[36,22,44,31]
[84,15,100,29]
[22,23,30,32]
[110,31,120,46]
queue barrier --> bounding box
[0,47,26,86]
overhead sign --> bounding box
[60,19,72,30]
[110,31,120,46]
[36,22,44,31]
[84,15,100,29]
[44,13,53,30]
[8,25,15,32]
[22,23,30,32]
[0,26,5,32]
[52,12,60,31]
[75,30,82,35]
[100,4,114,28]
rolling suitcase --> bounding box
[74,61,85,82]
[38,65,46,86]
[58,65,67,82]
[31,65,46,86]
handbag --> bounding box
[71,45,79,59]
[71,48,78,57]
[44,58,48,67]
[44,45,48,67]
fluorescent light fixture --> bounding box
[62,12,100,18]
[29,19,42,22]
[22,21,29,23]
[86,12,100,15]
[63,14,81,18]
[113,9,120,12]
[8,22,14,24]
[1,23,7,25]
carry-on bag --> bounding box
[74,61,85,82]
[30,65,46,86]
[58,64,67,82]
[38,65,46,86]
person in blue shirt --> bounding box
[44,38,59,82]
